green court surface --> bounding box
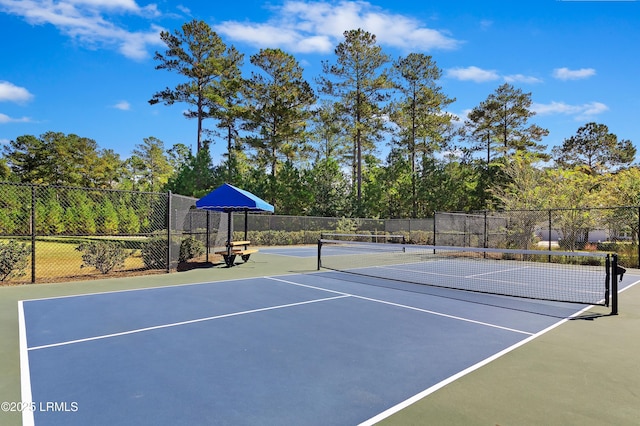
[1,251,639,425]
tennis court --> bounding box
[4,247,640,425]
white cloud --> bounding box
[0,138,10,145]
[446,66,500,83]
[214,0,462,54]
[480,20,493,30]
[552,67,596,80]
[504,74,543,84]
[113,100,131,110]
[0,113,32,123]
[532,101,609,120]
[446,67,542,84]
[0,0,164,59]
[0,81,34,103]
[176,5,190,15]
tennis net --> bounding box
[318,239,619,311]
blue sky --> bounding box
[1,0,638,164]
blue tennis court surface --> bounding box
[18,271,623,425]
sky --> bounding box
[1,0,639,164]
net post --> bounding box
[605,254,610,308]
[317,239,322,271]
[611,254,619,315]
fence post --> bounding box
[433,212,437,246]
[31,185,36,284]
[548,210,552,252]
[637,207,640,268]
[206,210,210,263]
[166,191,172,273]
[483,210,488,249]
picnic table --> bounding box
[215,240,258,267]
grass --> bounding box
[2,239,147,284]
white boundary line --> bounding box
[27,295,349,351]
[266,277,533,336]
[358,313,578,426]
[358,277,640,425]
[17,273,640,426]
[18,301,35,426]
[18,275,267,303]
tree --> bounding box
[97,199,119,234]
[36,194,65,235]
[90,149,123,189]
[601,167,640,244]
[150,20,232,152]
[418,156,482,214]
[0,157,12,181]
[166,143,192,172]
[318,29,392,207]
[165,146,216,197]
[308,100,351,164]
[490,152,549,210]
[545,168,603,250]
[244,48,316,199]
[131,137,173,192]
[364,149,413,218]
[205,45,246,182]
[462,83,548,163]
[63,190,97,235]
[2,132,113,187]
[489,152,552,248]
[390,53,456,217]
[460,83,548,208]
[2,134,43,183]
[552,122,635,174]
[306,158,349,217]
[273,161,313,215]
[121,155,146,192]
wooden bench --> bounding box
[214,240,258,267]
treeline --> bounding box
[1,21,637,218]
[0,183,166,236]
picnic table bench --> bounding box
[215,240,258,267]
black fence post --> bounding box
[206,210,210,263]
[483,210,488,249]
[637,207,640,268]
[548,210,552,252]
[166,191,172,273]
[31,184,36,284]
[433,212,437,246]
[611,254,619,315]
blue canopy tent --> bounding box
[196,183,274,266]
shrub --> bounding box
[141,236,168,269]
[335,217,359,233]
[179,237,205,263]
[76,241,128,274]
[0,240,30,281]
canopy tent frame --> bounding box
[196,183,274,266]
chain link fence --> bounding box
[433,209,640,268]
[0,183,222,283]
[2,181,639,284]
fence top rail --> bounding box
[0,181,172,196]
[448,206,640,214]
